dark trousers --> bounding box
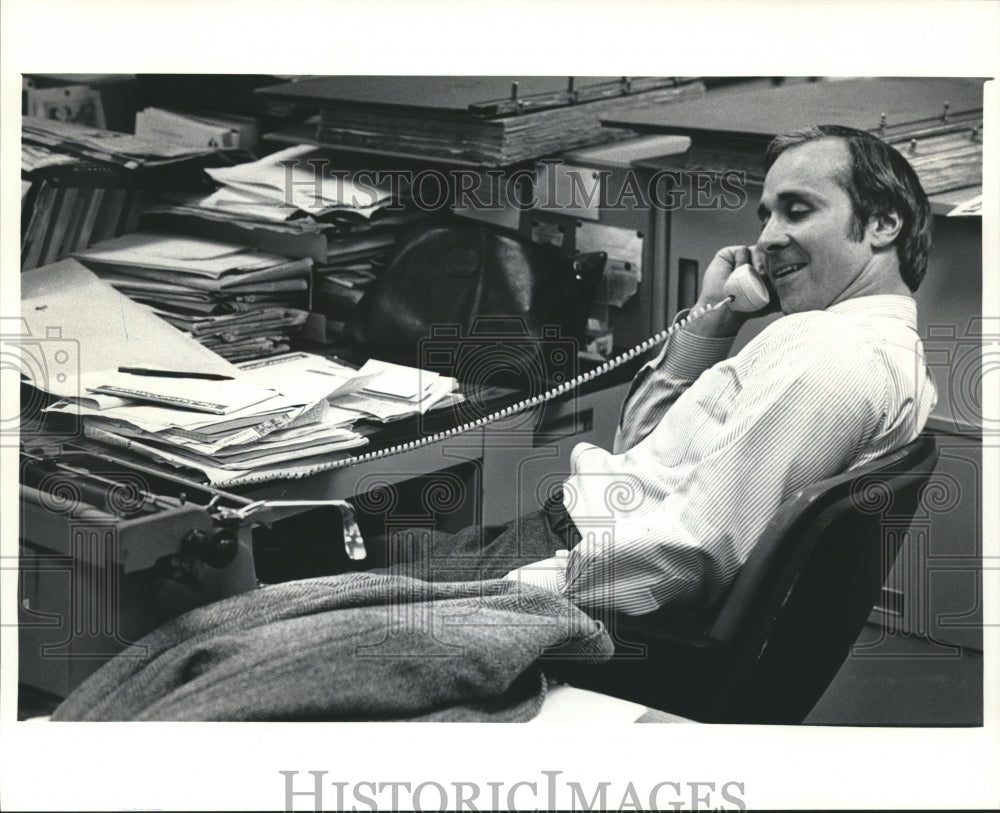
[362,491,581,583]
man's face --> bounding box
[755,138,876,314]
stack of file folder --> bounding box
[42,353,461,486]
[21,159,142,271]
[22,261,464,487]
[74,231,312,362]
[256,77,705,166]
[142,145,422,259]
[601,77,985,195]
[312,210,435,341]
[21,140,147,271]
[203,144,397,217]
[22,115,250,171]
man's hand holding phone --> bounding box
[687,245,776,338]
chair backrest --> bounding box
[554,434,939,723]
[705,432,940,723]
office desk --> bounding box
[234,376,634,528]
[18,371,636,701]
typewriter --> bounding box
[18,435,262,700]
[17,409,371,708]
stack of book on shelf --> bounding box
[256,76,705,166]
[73,231,312,362]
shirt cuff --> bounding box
[655,327,735,381]
[504,551,569,596]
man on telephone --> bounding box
[374,124,938,619]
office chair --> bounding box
[561,433,940,724]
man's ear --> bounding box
[868,210,903,248]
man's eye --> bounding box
[788,206,811,220]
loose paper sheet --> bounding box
[20,259,238,397]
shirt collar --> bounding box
[826,295,918,330]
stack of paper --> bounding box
[312,227,394,340]
[21,263,380,486]
[45,353,373,486]
[74,231,312,362]
[22,116,245,170]
[330,359,462,423]
[139,146,434,346]
[203,144,396,217]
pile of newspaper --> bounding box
[74,231,311,362]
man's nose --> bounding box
[756,217,789,254]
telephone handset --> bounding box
[724,263,771,312]
[327,261,767,469]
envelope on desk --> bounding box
[357,359,440,400]
[81,370,279,415]
[236,351,383,406]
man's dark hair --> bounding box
[766,124,933,291]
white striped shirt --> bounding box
[509,295,937,616]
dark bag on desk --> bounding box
[342,222,606,387]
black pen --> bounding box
[118,367,234,381]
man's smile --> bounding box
[772,261,807,279]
